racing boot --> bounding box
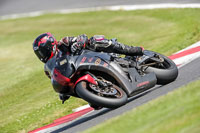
[109,39,144,56]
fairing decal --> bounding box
[53,68,71,86]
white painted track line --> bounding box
[1,4,200,20]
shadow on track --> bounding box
[127,85,162,103]
[51,108,112,133]
[51,85,162,133]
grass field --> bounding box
[84,80,200,133]
[0,8,200,133]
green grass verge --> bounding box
[0,8,200,133]
[84,80,200,133]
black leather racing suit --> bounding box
[58,34,143,56]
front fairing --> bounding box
[54,54,75,78]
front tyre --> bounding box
[75,81,127,108]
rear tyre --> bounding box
[76,81,127,108]
[144,51,178,85]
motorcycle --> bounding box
[51,49,178,109]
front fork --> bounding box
[84,72,112,88]
[74,72,98,86]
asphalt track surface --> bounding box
[0,0,200,16]
[2,0,200,133]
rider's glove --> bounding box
[71,42,83,53]
[71,34,88,53]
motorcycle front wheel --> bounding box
[75,81,127,108]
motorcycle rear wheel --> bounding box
[144,51,178,85]
[76,81,127,108]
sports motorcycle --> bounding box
[51,49,178,108]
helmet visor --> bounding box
[35,40,53,63]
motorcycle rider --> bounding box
[33,32,144,105]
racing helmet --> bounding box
[33,32,58,63]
